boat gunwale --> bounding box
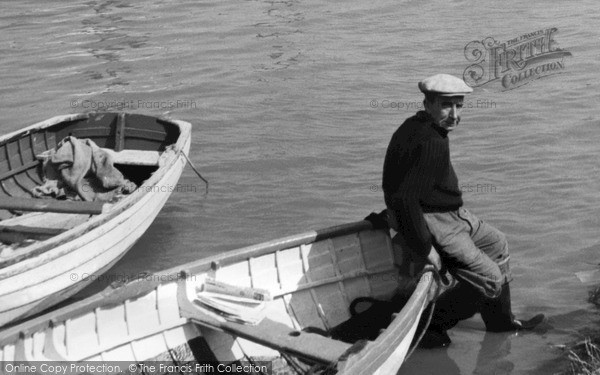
[0,113,192,273]
[0,220,375,344]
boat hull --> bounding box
[0,221,437,374]
[0,113,191,327]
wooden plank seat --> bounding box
[101,149,162,166]
[177,277,352,365]
[220,317,350,364]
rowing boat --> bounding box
[0,220,438,374]
[0,112,191,327]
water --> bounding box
[2,0,599,373]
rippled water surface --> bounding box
[2,0,599,373]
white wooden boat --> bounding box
[0,221,439,374]
[0,112,191,327]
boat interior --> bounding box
[175,228,426,370]
[0,113,181,260]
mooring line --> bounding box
[180,150,209,195]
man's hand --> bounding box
[364,209,389,230]
[427,247,453,287]
[427,247,443,272]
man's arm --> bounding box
[387,139,441,259]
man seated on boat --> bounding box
[377,73,544,348]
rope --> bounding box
[179,150,209,195]
[236,344,269,375]
[281,352,314,374]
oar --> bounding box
[0,197,107,215]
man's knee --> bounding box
[451,262,504,299]
[474,251,504,298]
[483,265,504,298]
[489,230,509,261]
[489,278,503,298]
[493,232,513,283]
[498,230,508,252]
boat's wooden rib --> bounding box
[271,265,398,298]
[0,221,438,374]
[114,113,126,152]
[0,112,192,327]
[0,160,38,182]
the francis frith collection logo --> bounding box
[463,27,572,90]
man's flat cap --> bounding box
[418,74,473,96]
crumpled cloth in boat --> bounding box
[31,136,137,202]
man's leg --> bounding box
[457,207,511,283]
[419,210,504,347]
[458,208,545,332]
[425,210,505,299]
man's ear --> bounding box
[423,98,432,113]
[423,93,439,113]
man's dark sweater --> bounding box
[382,111,463,256]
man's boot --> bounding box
[419,282,480,348]
[479,283,545,332]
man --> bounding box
[379,74,544,348]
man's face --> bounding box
[424,95,464,132]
